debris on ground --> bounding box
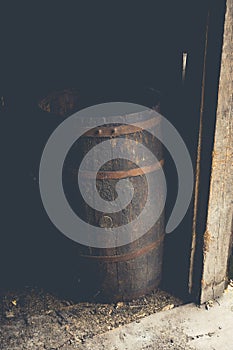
[0,286,182,349]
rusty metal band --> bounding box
[83,115,161,137]
[80,235,164,263]
[79,159,164,180]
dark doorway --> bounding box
[1,1,213,300]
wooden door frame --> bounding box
[189,0,233,304]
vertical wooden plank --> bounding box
[188,10,211,299]
[199,0,233,303]
[188,0,227,302]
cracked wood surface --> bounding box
[200,0,233,303]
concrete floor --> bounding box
[80,284,233,350]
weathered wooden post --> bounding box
[189,0,233,303]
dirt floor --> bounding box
[0,286,182,350]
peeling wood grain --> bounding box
[200,0,233,303]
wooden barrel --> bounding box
[63,105,165,302]
[38,88,80,117]
[38,87,164,302]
